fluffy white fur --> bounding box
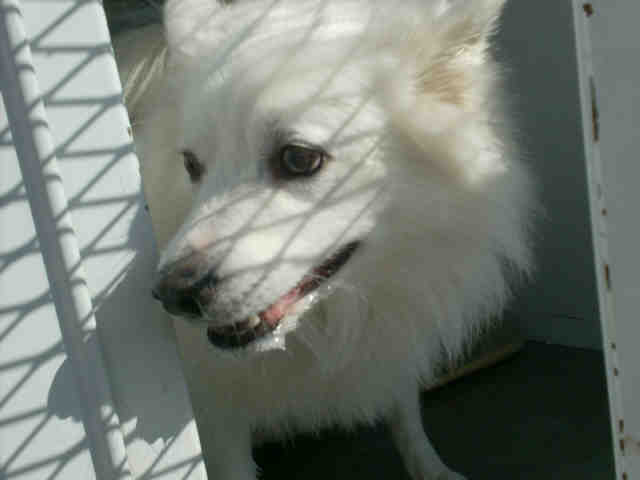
[114,1,536,478]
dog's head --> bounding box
[149,0,520,351]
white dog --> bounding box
[115,0,536,478]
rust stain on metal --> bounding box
[602,208,607,216]
[624,435,640,456]
[583,3,594,16]
[619,419,625,433]
[614,367,619,376]
[623,473,628,480]
[604,264,612,290]
[620,438,625,453]
[611,342,617,350]
[127,125,133,138]
[590,77,600,142]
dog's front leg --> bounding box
[388,390,467,480]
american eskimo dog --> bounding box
[114,0,535,478]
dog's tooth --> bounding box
[248,314,261,328]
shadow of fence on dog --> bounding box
[0,0,385,477]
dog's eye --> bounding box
[182,150,205,182]
[280,145,325,176]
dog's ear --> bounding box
[384,0,509,182]
[437,0,506,49]
[163,0,226,63]
[414,0,507,105]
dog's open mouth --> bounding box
[207,241,360,349]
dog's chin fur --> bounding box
[115,1,537,478]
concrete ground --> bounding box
[255,342,615,479]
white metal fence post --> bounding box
[1,0,206,478]
[0,1,132,478]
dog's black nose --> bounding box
[151,252,217,317]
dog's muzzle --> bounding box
[152,242,360,349]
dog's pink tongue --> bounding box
[259,287,302,328]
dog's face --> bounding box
[151,0,511,350]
